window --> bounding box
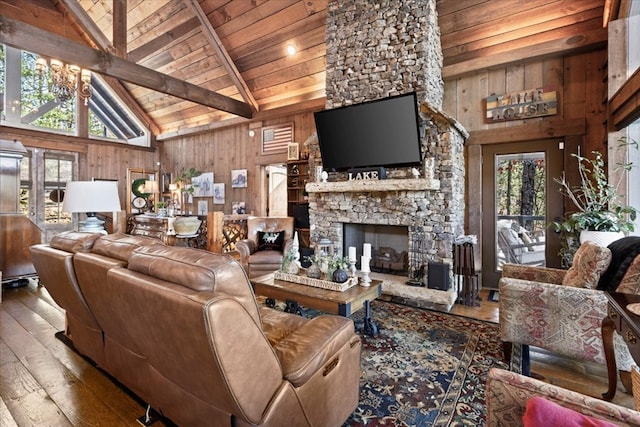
[43,153,74,224]
[1,45,149,146]
[19,150,31,217]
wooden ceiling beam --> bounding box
[186,0,259,113]
[609,67,640,131]
[57,0,113,52]
[157,97,326,141]
[112,0,127,58]
[0,15,253,119]
[442,29,607,79]
[128,17,200,63]
[56,0,159,135]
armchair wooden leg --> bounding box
[503,342,512,363]
[502,342,529,376]
[601,316,618,401]
[521,345,530,377]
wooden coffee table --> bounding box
[251,273,382,336]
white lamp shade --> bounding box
[144,179,159,193]
[63,181,121,213]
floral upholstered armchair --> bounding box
[499,240,638,377]
[486,368,640,427]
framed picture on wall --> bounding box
[213,183,225,204]
[287,143,299,161]
[197,200,209,216]
[232,201,246,215]
[192,172,214,197]
[231,169,247,188]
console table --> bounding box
[601,291,640,401]
[129,214,208,249]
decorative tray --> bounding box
[273,271,358,292]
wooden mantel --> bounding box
[306,178,440,194]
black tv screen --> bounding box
[314,92,422,172]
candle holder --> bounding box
[360,271,371,287]
[360,255,371,287]
[349,260,357,277]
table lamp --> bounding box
[62,181,121,233]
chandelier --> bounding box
[35,57,93,105]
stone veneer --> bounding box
[306,0,468,273]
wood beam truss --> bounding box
[186,0,259,113]
[0,15,253,120]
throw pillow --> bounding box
[615,255,640,294]
[523,396,617,427]
[598,236,640,291]
[257,230,285,251]
[562,241,612,289]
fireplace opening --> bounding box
[343,224,409,276]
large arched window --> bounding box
[1,45,149,146]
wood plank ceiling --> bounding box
[2,0,627,140]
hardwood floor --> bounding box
[0,280,634,426]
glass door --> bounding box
[481,140,563,287]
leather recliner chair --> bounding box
[235,216,295,278]
[30,232,105,366]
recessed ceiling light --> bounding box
[286,44,297,56]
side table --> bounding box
[601,291,640,401]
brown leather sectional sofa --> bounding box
[30,232,361,427]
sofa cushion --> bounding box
[249,250,284,265]
[50,231,102,253]
[523,396,617,427]
[615,255,640,294]
[562,242,612,289]
[92,233,163,262]
[257,230,285,251]
[598,236,640,291]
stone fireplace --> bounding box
[305,0,468,284]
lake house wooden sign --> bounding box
[485,87,557,122]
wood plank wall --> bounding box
[0,127,158,209]
[442,47,608,240]
[159,110,320,217]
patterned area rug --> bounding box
[344,300,521,427]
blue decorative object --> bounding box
[332,268,349,283]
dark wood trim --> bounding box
[0,126,157,153]
[466,118,586,145]
[0,16,253,119]
[609,67,640,131]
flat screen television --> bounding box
[314,92,422,172]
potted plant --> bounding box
[156,201,167,217]
[174,167,202,215]
[552,138,637,264]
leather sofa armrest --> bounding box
[235,239,254,273]
[236,239,255,257]
[486,368,640,427]
[272,315,359,387]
